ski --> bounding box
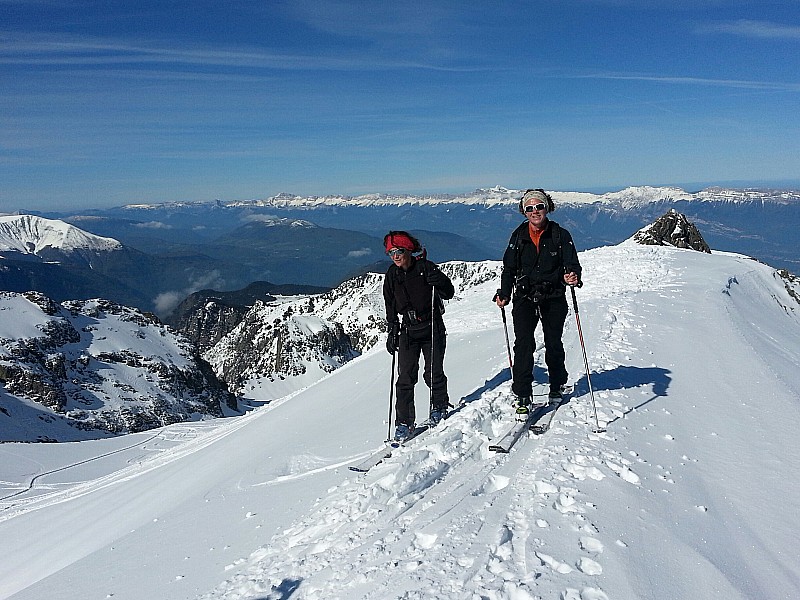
[389,424,429,448]
[530,399,565,434]
[349,424,429,472]
[488,403,550,453]
[530,384,572,434]
[349,444,394,472]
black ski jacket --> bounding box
[499,219,582,302]
[384,258,454,326]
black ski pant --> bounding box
[511,295,569,398]
[395,320,449,427]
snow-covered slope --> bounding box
[1,244,799,599]
[0,214,121,255]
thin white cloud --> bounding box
[0,32,486,73]
[134,221,172,230]
[696,19,800,39]
[347,248,372,259]
[577,72,800,92]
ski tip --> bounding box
[488,445,509,453]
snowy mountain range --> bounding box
[1,237,798,599]
[204,261,502,396]
[120,185,798,209]
[4,186,799,318]
[51,184,800,275]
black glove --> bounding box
[425,266,442,287]
[386,321,400,354]
[493,289,510,303]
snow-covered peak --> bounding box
[597,185,695,208]
[0,214,121,255]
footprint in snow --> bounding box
[577,557,603,575]
[605,461,641,485]
[579,536,604,554]
[534,480,559,495]
[554,492,580,514]
[413,532,438,549]
[535,551,573,574]
[563,459,606,482]
[474,473,510,495]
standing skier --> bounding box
[383,231,455,442]
[494,189,582,413]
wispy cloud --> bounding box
[696,19,800,40]
[0,32,486,73]
[577,72,800,92]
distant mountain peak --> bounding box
[0,214,121,255]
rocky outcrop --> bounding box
[633,209,711,253]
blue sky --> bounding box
[2,1,799,212]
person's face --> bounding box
[388,247,413,269]
[523,201,548,228]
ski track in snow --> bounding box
[0,389,309,521]
[199,245,682,600]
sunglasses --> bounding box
[524,203,547,213]
[387,248,407,257]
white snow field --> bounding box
[1,242,799,600]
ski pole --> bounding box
[429,285,435,416]
[387,349,397,441]
[570,285,605,434]
[500,305,513,370]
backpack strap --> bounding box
[511,220,564,274]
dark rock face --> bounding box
[633,209,711,253]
